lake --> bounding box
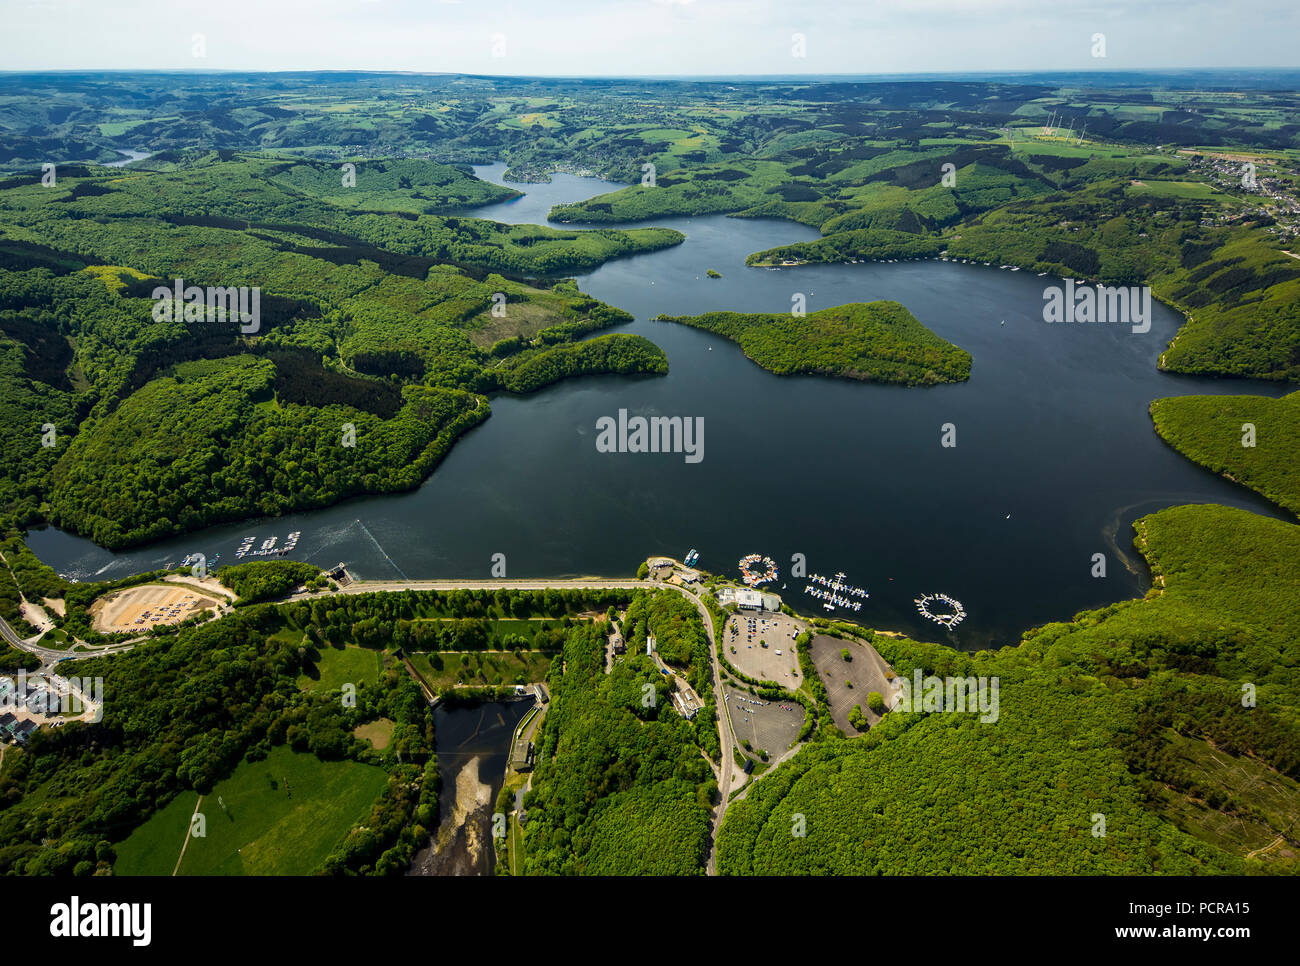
[27,162,1290,648]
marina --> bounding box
[738,554,779,587]
[804,571,869,612]
[235,530,302,559]
[915,593,968,630]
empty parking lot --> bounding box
[812,634,898,735]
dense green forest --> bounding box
[1151,390,1300,516]
[522,615,716,875]
[658,301,972,386]
[268,157,520,213]
[718,503,1300,874]
[45,354,486,548]
[218,559,322,603]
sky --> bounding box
[2,0,1298,76]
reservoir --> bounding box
[27,163,1291,648]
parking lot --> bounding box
[723,685,804,757]
[89,583,222,633]
[812,634,898,735]
[724,611,804,686]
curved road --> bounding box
[0,613,138,669]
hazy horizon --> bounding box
[4,0,1298,75]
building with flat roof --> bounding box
[671,681,703,720]
[509,738,535,772]
[736,589,763,610]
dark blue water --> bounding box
[27,163,1291,648]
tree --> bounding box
[866,691,885,714]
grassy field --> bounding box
[111,790,201,876]
[300,644,383,692]
[353,717,395,750]
[1126,179,1225,201]
[112,746,387,876]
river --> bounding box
[26,162,1290,648]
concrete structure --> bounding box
[509,738,535,772]
[736,589,763,610]
[671,678,703,720]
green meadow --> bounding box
[299,644,383,692]
[112,746,387,876]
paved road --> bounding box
[289,577,647,601]
[0,612,139,670]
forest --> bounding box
[658,301,972,386]
[521,616,716,875]
[1150,390,1300,516]
[0,580,652,876]
[0,603,437,876]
